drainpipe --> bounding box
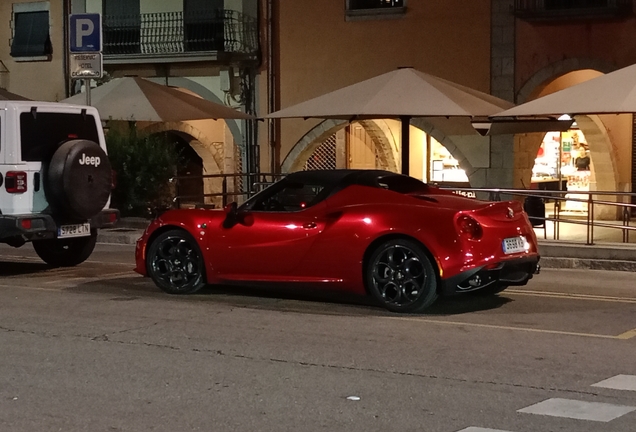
[63,0,71,97]
[267,0,278,174]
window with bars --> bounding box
[10,3,52,60]
[103,0,141,54]
[304,136,338,171]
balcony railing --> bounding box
[103,9,258,59]
[513,0,633,20]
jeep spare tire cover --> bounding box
[46,139,112,221]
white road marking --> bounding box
[456,428,514,432]
[592,375,636,392]
[518,398,636,422]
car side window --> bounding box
[252,182,325,212]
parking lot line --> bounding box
[616,328,636,340]
[387,316,633,340]
[507,289,636,304]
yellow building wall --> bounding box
[0,0,67,101]
[269,0,492,171]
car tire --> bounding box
[469,284,509,296]
[146,229,206,295]
[365,238,438,313]
[32,230,97,267]
[45,139,113,221]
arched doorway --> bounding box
[517,65,628,219]
[284,119,473,189]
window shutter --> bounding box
[10,11,51,58]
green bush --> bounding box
[106,125,180,218]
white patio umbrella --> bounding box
[0,88,30,101]
[61,77,255,122]
[492,63,636,118]
[266,67,569,175]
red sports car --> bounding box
[134,170,540,313]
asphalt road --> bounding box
[0,243,635,432]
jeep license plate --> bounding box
[502,236,527,254]
[58,223,91,238]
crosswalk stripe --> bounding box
[592,375,636,391]
[456,428,514,432]
[518,398,636,422]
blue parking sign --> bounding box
[69,14,102,52]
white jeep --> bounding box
[0,100,119,266]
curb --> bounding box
[539,257,636,272]
[97,228,142,245]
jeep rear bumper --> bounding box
[0,209,120,243]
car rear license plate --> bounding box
[502,236,527,254]
[58,223,91,238]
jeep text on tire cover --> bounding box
[0,101,119,267]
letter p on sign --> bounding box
[69,13,102,53]
[76,19,94,48]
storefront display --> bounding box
[429,137,468,183]
[532,127,591,213]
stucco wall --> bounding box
[515,15,636,93]
[0,0,67,101]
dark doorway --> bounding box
[160,132,204,205]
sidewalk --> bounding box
[98,218,636,272]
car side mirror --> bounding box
[223,202,253,228]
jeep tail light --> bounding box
[6,171,27,193]
[456,215,483,240]
[20,219,32,230]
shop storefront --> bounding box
[428,136,469,185]
[532,123,591,213]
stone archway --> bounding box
[282,118,476,184]
[515,59,621,218]
[281,119,400,173]
[281,119,347,173]
[411,118,478,186]
[141,122,227,207]
[147,77,246,157]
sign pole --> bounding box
[85,79,91,105]
[69,13,102,106]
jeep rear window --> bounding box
[20,112,99,162]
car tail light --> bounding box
[20,219,32,230]
[111,170,117,189]
[6,171,27,193]
[457,215,483,240]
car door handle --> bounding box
[303,222,317,229]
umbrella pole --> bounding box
[401,116,411,175]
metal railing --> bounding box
[103,10,259,57]
[513,0,633,19]
[444,187,636,245]
[170,172,284,209]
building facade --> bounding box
[2,0,635,211]
[1,0,260,207]
[264,0,636,217]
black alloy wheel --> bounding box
[366,239,438,313]
[146,229,206,294]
